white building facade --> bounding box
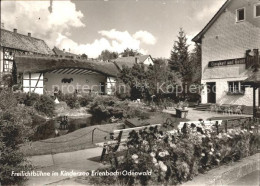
[193,0,260,106]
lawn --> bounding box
[20,123,119,156]
[21,110,189,157]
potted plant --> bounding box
[183,101,189,110]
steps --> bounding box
[194,103,212,111]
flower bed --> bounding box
[85,121,259,185]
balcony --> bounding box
[245,49,260,69]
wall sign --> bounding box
[208,58,245,67]
[61,78,73,83]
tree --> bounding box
[117,59,182,102]
[98,50,118,61]
[169,28,192,84]
[190,43,202,84]
[120,48,142,57]
[81,53,88,59]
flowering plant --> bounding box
[88,120,259,185]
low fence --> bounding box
[211,116,259,134]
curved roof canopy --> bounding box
[14,55,119,77]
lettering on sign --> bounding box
[208,58,245,67]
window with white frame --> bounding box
[3,48,14,72]
[236,8,245,22]
[255,4,260,18]
[228,81,245,94]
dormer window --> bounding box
[236,8,245,22]
[255,4,260,18]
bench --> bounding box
[163,107,189,119]
[99,123,161,162]
[175,108,189,118]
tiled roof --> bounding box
[112,55,152,70]
[0,29,53,54]
[53,46,79,57]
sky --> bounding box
[1,0,226,58]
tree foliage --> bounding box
[169,28,192,84]
[0,90,33,185]
[189,43,202,84]
[120,48,142,57]
[117,59,182,101]
[98,50,118,61]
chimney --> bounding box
[13,28,17,33]
[135,57,139,63]
[63,49,65,52]
[28,33,31,37]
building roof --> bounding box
[243,70,260,87]
[192,0,230,43]
[112,55,152,70]
[0,29,53,54]
[53,46,79,58]
[14,55,119,77]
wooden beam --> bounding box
[57,69,68,74]
[29,72,31,95]
[70,68,79,74]
[51,69,59,73]
[64,68,76,74]
[73,69,85,75]
[33,73,42,93]
[77,69,89,75]
[253,87,257,119]
[61,68,72,74]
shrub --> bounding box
[78,94,94,107]
[34,95,55,117]
[126,106,150,120]
[89,96,128,123]
[0,102,33,185]
[13,92,27,104]
[62,94,80,109]
[24,93,40,106]
[0,89,17,110]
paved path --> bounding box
[26,147,104,186]
[186,107,251,121]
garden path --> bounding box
[26,147,104,186]
[185,108,252,121]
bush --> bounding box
[0,89,17,110]
[89,96,128,123]
[60,93,80,109]
[24,93,40,106]
[126,106,150,120]
[0,97,33,185]
[78,94,94,107]
[34,95,55,117]
[14,92,27,104]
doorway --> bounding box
[207,82,216,103]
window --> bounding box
[3,60,13,72]
[228,81,245,95]
[255,4,260,18]
[3,48,14,72]
[236,8,245,22]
